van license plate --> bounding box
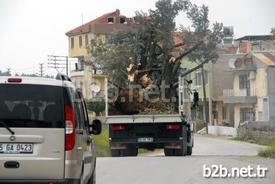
[0,143,33,154]
[137,138,154,143]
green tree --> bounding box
[92,30,137,88]
[93,0,223,97]
[0,70,11,76]
[181,3,223,130]
[271,27,275,38]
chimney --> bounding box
[116,9,120,15]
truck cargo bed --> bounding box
[106,115,182,124]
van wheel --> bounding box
[88,169,96,184]
[111,149,121,157]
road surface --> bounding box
[96,135,275,184]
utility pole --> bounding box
[39,63,44,77]
[208,62,213,126]
[66,56,68,76]
[7,68,11,76]
[201,64,208,133]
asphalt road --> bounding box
[96,135,275,184]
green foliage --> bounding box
[0,70,11,76]
[232,135,275,158]
[182,3,224,63]
[92,30,137,88]
[233,136,275,146]
[271,27,275,38]
[86,101,105,116]
[92,0,223,90]
[93,124,110,157]
[258,145,275,158]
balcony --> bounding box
[70,70,84,77]
[223,89,257,104]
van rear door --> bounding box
[0,84,65,179]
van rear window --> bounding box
[0,84,64,128]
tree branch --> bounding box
[174,40,203,62]
[180,60,209,77]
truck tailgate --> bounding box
[106,115,182,124]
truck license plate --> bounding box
[137,137,154,143]
[0,143,33,154]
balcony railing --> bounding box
[223,89,251,97]
[70,70,84,77]
[223,89,257,104]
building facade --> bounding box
[223,52,275,128]
[65,9,134,100]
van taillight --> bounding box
[111,124,126,131]
[165,123,181,130]
[8,78,22,83]
[65,105,75,151]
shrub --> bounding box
[258,144,275,158]
[86,100,105,116]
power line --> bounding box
[47,55,78,76]
[47,55,69,75]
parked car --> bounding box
[0,74,101,184]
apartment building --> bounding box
[223,51,275,128]
[65,9,134,100]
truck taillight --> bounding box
[165,123,181,130]
[111,124,126,131]
[65,105,75,151]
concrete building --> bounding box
[221,35,275,128]
[65,9,134,100]
[236,35,275,53]
[183,46,238,127]
[223,52,275,128]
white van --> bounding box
[0,75,101,184]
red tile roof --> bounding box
[66,9,134,36]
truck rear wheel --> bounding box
[174,146,187,156]
[111,149,121,157]
[175,126,188,156]
[186,146,192,156]
[126,144,138,156]
[164,148,174,156]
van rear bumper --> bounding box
[0,179,80,184]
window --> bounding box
[120,16,126,24]
[240,108,255,123]
[195,71,202,86]
[79,36,82,48]
[239,74,249,89]
[80,60,84,70]
[85,34,88,47]
[70,37,74,49]
[222,106,227,120]
[107,17,114,24]
[72,91,85,129]
[194,70,208,86]
[0,85,64,128]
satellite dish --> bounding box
[228,58,236,69]
[235,58,243,68]
[90,83,100,93]
[97,70,103,74]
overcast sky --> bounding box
[0,0,275,75]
